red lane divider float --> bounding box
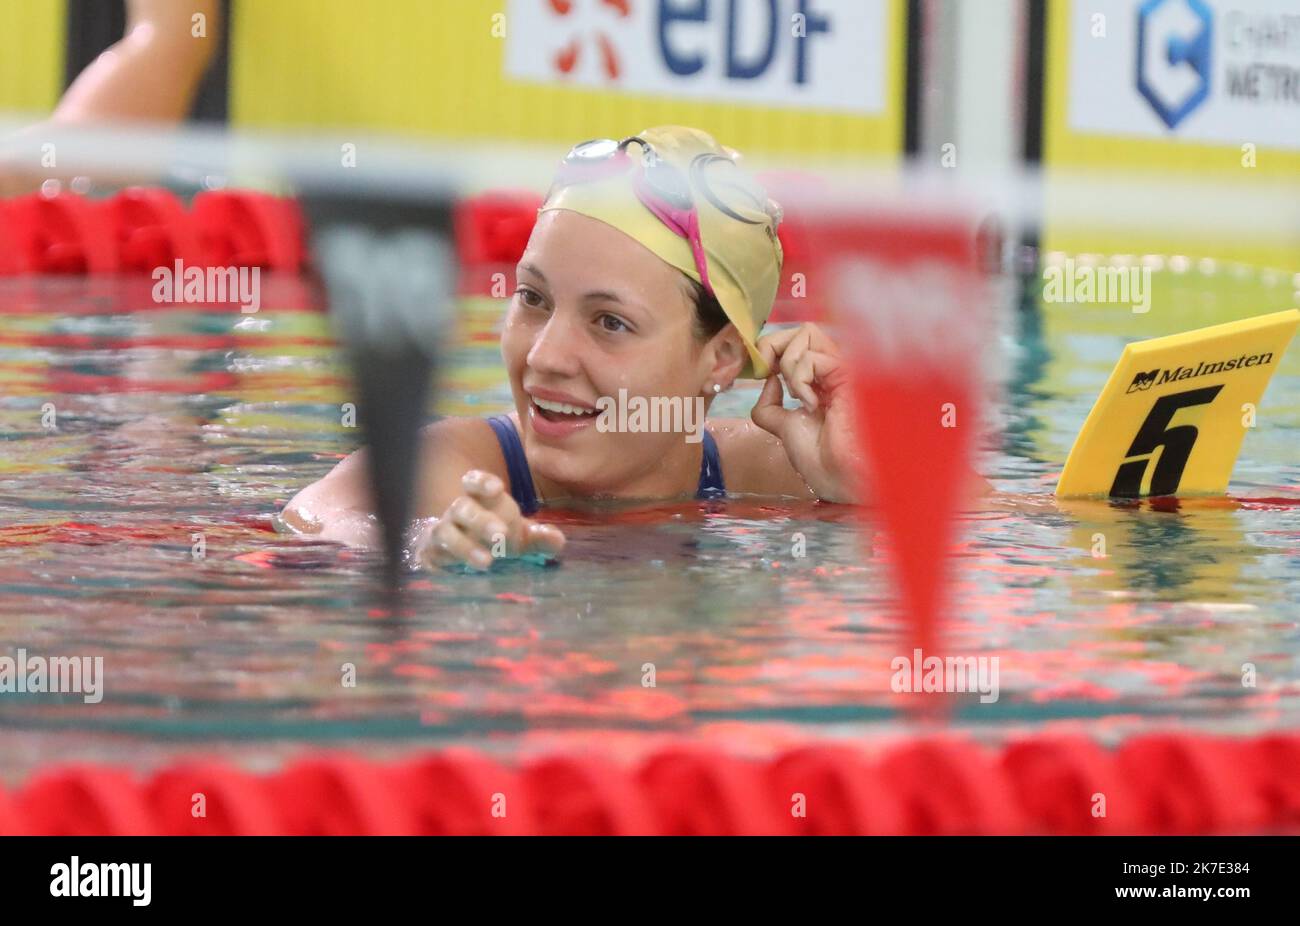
[453,190,542,299]
[0,188,305,278]
[0,199,22,275]
[191,190,305,272]
[109,187,204,272]
[5,191,118,274]
[3,734,1298,835]
[453,190,542,267]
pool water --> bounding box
[1,265,1297,784]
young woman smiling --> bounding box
[280,126,863,570]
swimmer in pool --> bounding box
[280,126,865,570]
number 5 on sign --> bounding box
[1057,309,1300,498]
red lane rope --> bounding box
[0,189,305,277]
[5,734,1298,835]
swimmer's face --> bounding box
[501,209,740,495]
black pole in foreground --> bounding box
[303,194,455,608]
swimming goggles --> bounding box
[551,135,768,300]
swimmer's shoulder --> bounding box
[413,416,515,515]
[419,415,511,467]
[707,418,815,499]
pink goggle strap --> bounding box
[632,178,715,299]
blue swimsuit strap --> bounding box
[697,428,726,499]
[486,415,540,515]
[485,415,726,512]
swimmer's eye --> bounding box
[515,286,546,309]
[597,313,631,333]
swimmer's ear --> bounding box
[703,323,746,390]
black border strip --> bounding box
[903,0,923,157]
[63,0,126,91]
[189,0,231,124]
[1023,0,1047,164]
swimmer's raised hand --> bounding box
[415,470,565,571]
[750,323,863,504]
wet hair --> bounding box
[683,274,730,341]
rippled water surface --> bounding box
[1,269,1297,782]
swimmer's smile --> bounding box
[527,387,598,439]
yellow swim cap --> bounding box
[540,126,783,380]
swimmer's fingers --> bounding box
[425,472,561,565]
[462,470,522,523]
[799,323,837,356]
[521,521,566,557]
[756,323,834,366]
[423,517,494,571]
[791,350,848,412]
[461,469,507,505]
[754,326,805,372]
[773,328,821,410]
[758,325,836,411]
[462,469,529,544]
[447,495,513,552]
[750,373,797,440]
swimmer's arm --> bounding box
[53,0,222,124]
[0,0,223,197]
[277,447,381,549]
[278,418,509,549]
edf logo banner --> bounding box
[1136,0,1213,128]
[505,0,889,115]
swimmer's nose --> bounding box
[525,311,583,378]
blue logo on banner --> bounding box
[1136,0,1213,129]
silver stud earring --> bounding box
[712,383,722,394]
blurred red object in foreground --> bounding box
[758,169,823,324]
[807,204,988,677]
